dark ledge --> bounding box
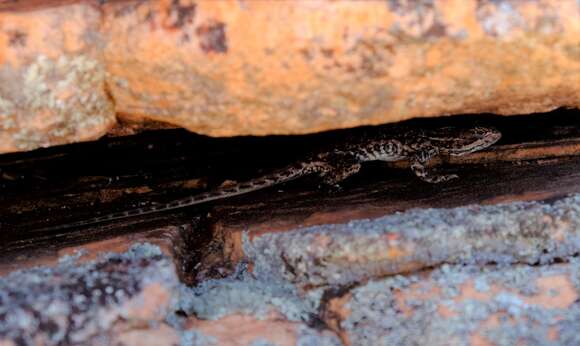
[0,108,580,273]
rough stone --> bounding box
[244,194,580,288]
[180,315,342,346]
[0,243,179,345]
[0,212,579,344]
[0,0,579,153]
[332,261,580,346]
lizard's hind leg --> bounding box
[319,162,362,190]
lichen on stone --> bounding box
[0,95,17,131]
[342,262,580,346]
[0,243,177,345]
[175,262,321,323]
[2,54,115,151]
[244,194,580,288]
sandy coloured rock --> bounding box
[0,0,579,153]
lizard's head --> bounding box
[425,126,501,156]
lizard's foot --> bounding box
[410,158,459,184]
[419,173,459,184]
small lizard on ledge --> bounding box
[39,126,501,230]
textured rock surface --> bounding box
[2,195,580,345]
[242,195,580,288]
[0,243,179,345]
[0,1,115,154]
[331,262,580,346]
[0,0,579,153]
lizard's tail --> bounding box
[31,161,328,232]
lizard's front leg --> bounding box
[320,162,362,187]
[410,147,458,183]
[314,153,362,191]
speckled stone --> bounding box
[0,243,178,345]
[0,0,579,153]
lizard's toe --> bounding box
[421,173,459,183]
[435,174,459,183]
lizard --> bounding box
[37,126,501,231]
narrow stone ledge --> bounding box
[244,194,580,288]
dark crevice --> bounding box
[0,108,579,278]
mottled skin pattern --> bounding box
[44,126,501,230]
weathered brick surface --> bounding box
[1,0,579,153]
